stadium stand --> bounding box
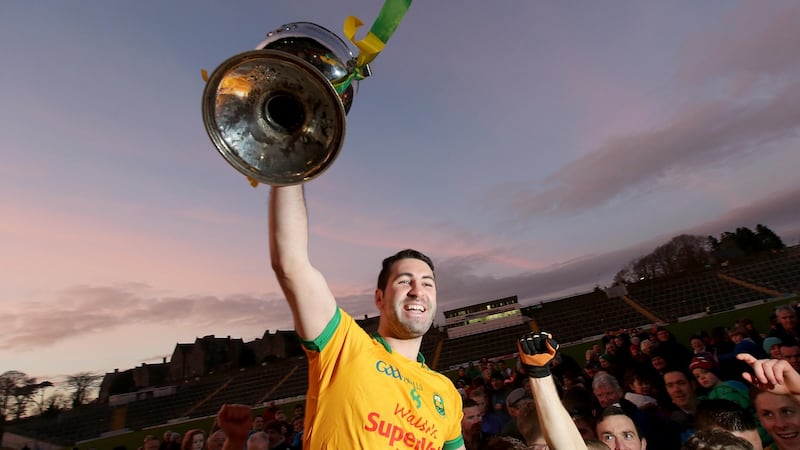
[521,289,654,344]
[5,245,799,446]
[720,246,800,295]
[435,323,533,370]
[625,270,770,323]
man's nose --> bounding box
[408,280,421,296]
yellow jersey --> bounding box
[302,307,464,449]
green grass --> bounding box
[70,296,799,449]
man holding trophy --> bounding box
[269,185,466,449]
[202,3,468,447]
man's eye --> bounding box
[623,432,635,440]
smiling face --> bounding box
[630,378,653,397]
[191,432,205,450]
[664,371,696,411]
[756,392,800,450]
[375,258,436,339]
[690,338,705,353]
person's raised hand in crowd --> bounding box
[216,404,253,450]
[738,353,800,400]
[518,331,559,379]
[518,332,587,450]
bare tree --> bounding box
[0,371,52,419]
[64,372,103,408]
[614,234,711,284]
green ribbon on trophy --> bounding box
[336,0,413,93]
[200,0,414,187]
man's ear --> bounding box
[641,438,647,450]
[375,288,383,308]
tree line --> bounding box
[0,370,102,421]
[613,224,785,285]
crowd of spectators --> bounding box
[453,302,800,450]
[59,301,800,450]
[132,401,304,450]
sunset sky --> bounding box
[2,1,799,390]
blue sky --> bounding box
[1,1,799,385]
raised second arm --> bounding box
[269,185,337,341]
[528,375,587,450]
[518,332,588,450]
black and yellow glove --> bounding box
[518,331,559,378]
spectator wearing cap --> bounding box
[689,356,751,412]
[763,336,783,360]
[499,388,532,441]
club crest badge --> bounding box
[433,393,445,417]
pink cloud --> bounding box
[679,1,800,87]
[500,80,800,218]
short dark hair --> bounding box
[695,399,756,432]
[681,429,753,450]
[376,249,434,291]
[596,405,643,441]
[663,368,693,382]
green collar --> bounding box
[373,334,426,365]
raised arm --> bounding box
[739,353,800,403]
[269,185,337,340]
[518,332,588,450]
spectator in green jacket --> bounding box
[689,356,750,412]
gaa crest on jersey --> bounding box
[433,393,445,417]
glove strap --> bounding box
[525,365,551,378]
